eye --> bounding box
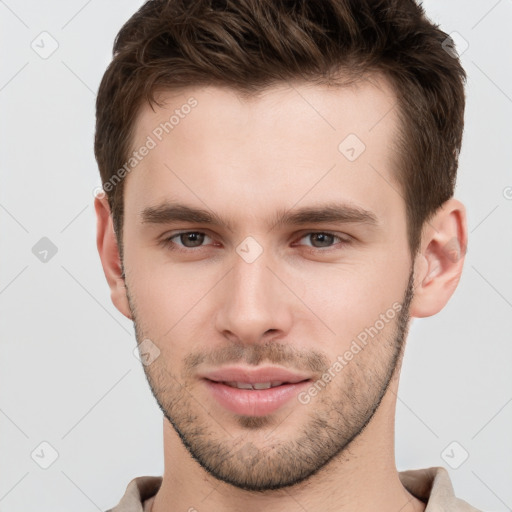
[161,231,214,251]
[159,230,351,254]
[296,232,349,249]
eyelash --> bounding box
[159,231,351,253]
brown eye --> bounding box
[308,233,337,248]
[161,231,213,251]
[298,232,345,249]
[178,232,206,248]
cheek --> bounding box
[125,247,214,341]
[296,262,406,350]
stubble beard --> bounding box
[126,268,415,492]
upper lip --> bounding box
[200,366,312,384]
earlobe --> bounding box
[409,198,468,318]
[94,195,133,320]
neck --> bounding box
[150,377,425,512]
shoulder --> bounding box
[105,476,162,512]
[399,466,482,511]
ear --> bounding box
[409,198,468,318]
[94,194,132,320]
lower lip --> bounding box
[204,379,311,416]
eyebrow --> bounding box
[140,201,379,231]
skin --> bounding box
[95,76,467,512]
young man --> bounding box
[94,0,479,510]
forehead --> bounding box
[125,76,402,229]
[134,75,399,149]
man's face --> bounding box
[121,78,415,491]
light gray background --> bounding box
[0,1,511,510]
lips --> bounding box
[200,366,311,385]
[200,366,312,416]
[222,381,286,390]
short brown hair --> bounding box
[94,0,466,257]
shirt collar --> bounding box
[108,466,481,511]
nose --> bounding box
[214,247,294,346]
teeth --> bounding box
[252,382,272,390]
[224,381,284,389]
[224,381,285,389]
[233,382,254,390]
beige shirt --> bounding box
[106,466,482,511]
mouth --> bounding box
[218,381,294,390]
[200,367,312,416]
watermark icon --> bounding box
[234,442,262,468]
[97,97,198,197]
[93,186,106,199]
[441,32,469,58]
[338,133,366,162]
[151,97,198,141]
[31,441,59,469]
[236,236,264,263]
[441,441,469,469]
[133,338,161,366]
[503,186,512,200]
[421,237,467,285]
[31,31,59,59]
[298,302,402,404]
[32,237,58,263]
[442,236,466,264]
